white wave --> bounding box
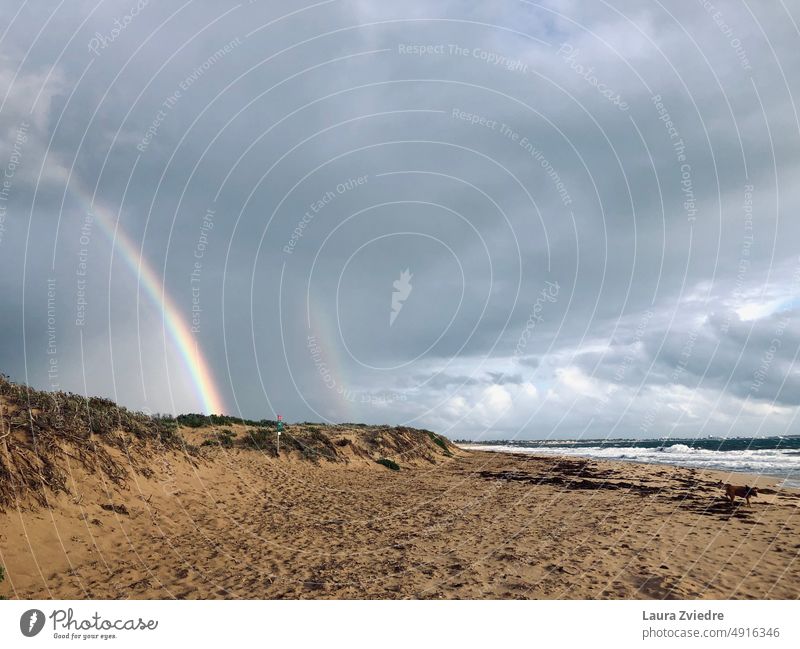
[461,443,800,481]
[661,443,693,453]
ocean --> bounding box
[459,436,800,488]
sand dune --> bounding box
[1,378,799,599]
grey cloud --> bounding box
[1,0,799,438]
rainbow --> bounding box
[68,178,226,415]
[306,296,355,421]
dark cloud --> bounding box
[1,0,799,438]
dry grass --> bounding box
[0,375,458,510]
[0,374,184,509]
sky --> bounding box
[0,0,799,440]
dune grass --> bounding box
[428,431,453,456]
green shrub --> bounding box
[217,429,235,448]
[200,429,236,449]
[428,431,452,456]
[176,413,279,429]
[175,413,208,428]
[242,428,276,453]
[376,458,400,471]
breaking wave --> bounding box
[461,439,800,487]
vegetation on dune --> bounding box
[0,374,189,509]
[428,431,453,456]
[240,427,340,462]
[218,429,236,447]
[0,374,456,509]
[174,413,278,429]
[0,563,5,599]
[376,458,400,471]
[241,427,277,454]
[200,428,236,449]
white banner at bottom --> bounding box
[1,600,797,649]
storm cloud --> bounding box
[1,0,799,439]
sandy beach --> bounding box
[2,421,799,599]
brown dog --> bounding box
[724,483,758,506]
